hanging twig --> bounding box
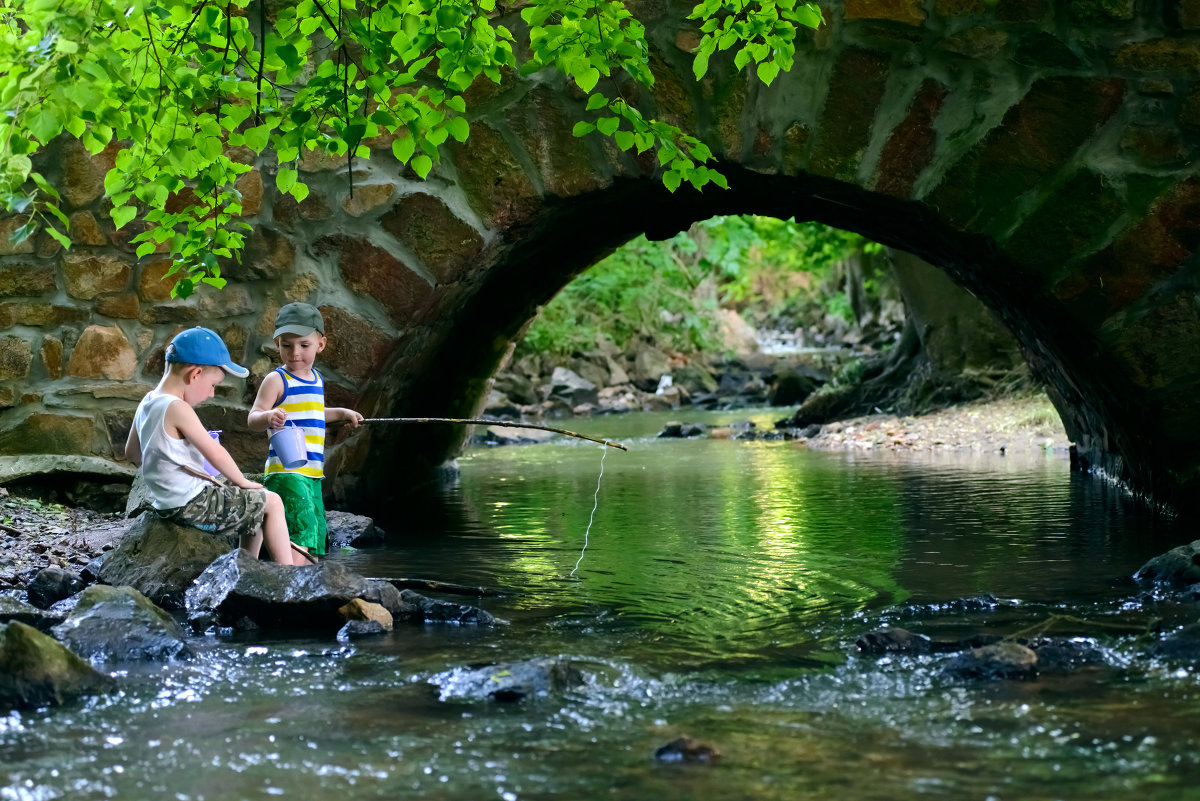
[361,417,628,451]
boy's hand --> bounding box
[266,408,288,430]
[342,408,364,428]
[235,479,264,490]
[331,407,364,428]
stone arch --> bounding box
[4,1,1200,515]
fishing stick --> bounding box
[360,417,628,451]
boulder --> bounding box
[628,344,672,392]
[51,585,191,663]
[0,621,116,711]
[1134,540,1200,588]
[493,372,539,406]
[430,657,582,701]
[97,512,232,610]
[398,589,495,626]
[855,627,933,656]
[768,372,820,406]
[548,367,598,407]
[654,736,721,764]
[185,549,414,630]
[326,510,385,550]
[1025,637,1106,672]
[27,566,85,610]
[1148,623,1200,662]
[0,594,64,632]
[338,598,393,631]
[337,620,388,640]
[940,641,1037,681]
[482,389,521,420]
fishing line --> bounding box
[570,443,608,578]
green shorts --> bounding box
[263,473,327,555]
[163,484,267,544]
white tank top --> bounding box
[133,390,207,510]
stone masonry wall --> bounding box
[6,0,1200,513]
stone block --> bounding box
[0,303,89,328]
[927,76,1125,233]
[0,263,56,298]
[219,226,295,280]
[380,193,484,285]
[808,47,892,182]
[506,86,609,198]
[137,259,176,301]
[446,122,540,230]
[1120,124,1187,167]
[845,0,925,24]
[0,335,32,380]
[235,169,263,216]
[41,335,62,379]
[1066,0,1134,23]
[873,79,947,198]
[63,252,132,299]
[95,292,141,320]
[781,122,811,176]
[316,235,433,324]
[67,211,108,246]
[59,139,117,209]
[0,217,35,255]
[0,412,101,455]
[1115,39,1200,73]
[318,305,393,382]
[341,182,396,217]
[65,324,137,380]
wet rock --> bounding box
[399,589,494,626]
[856,627,933,655]
[0,621,116,711]
[27,566,85,609]
[97,512,232,610]
[185,549,414,630]
[326,511,385,551]
[338,598,393,631]
[52,585,191,663]
[1134,540,1200,588]
[655,736,721,764]
[548,367,599,407]
[483,389,521,420]
[940,641,1037,681]
[431,657,582,701]
[1148,623,1200,662]
[0,593,64,632]
[658,421,686,438]
[1025,637,1106,672]
[337,619,388,640]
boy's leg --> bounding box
[260,490,300,565]
[264,473,327,557]
[240,527,263,558]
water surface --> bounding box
[3,409,1197,800]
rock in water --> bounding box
[0,621,115,711]
[940,641,1038,681]
[856,627,933,655]
[655,736,721,764]
[27,566,85,610]
[430,657,583,702]
[185,550,412,630]
[52,585,191,663]
[0,594,64,632]
[1134,540,1200,588]
[97,512,232,610]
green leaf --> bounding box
[276,168,298,194]
[586,93,608,111]
[46,227,71,249]
[692,50,710,80]
[614,130,635,151]
[447,116,470,143]
[243,125,271,153]
[136,241,157,259]
[757,60,781,85]
[596,117,620,136]
[734,48,752,71]
[392,135,416,164]
[289,182,310,202]
[111,205,137,230]
[411,154,433,178]
[572,121,596,137]
[663,171,682,193]
[575,66,600,92]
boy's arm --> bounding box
[165,400,261,489]
[247,371,287,431]
[326,406,364,428]
[123,424,142,466]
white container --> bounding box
[269,422,307,469]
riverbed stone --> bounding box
[27,567,85,610]
[0,621,116,711]
[1134,539,1200,587]
[655,736,722,764]
[0,594,64,632]
[338,598,393,631]
[97,512,233,611]
[856,627,933,655]
[326,510,385,550]
[398,589,495,626]
[430,657,582,701]
[548,367,598,407]
[1148,623,1200,662]
[940,641,1038,681]
[185,549,414,630]
[52,585,192,664]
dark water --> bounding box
[4,409,1200,801]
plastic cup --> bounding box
[202,430,222,476]
[270,421,308,469]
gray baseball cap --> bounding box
[273,302,325,339]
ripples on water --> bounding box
[4,409,1200,800]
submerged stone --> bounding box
[431,657,583,702]
[52,585,191,664]
[940,641,1038,681]
[0,621,115,711]
[654,736,722,764]
[856,627,933,655]
[1134,540,1200,588]
[0,593,64,632]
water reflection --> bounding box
[3,409,1197,800]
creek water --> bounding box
[4,408,1199,801]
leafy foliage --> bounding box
[518,215,880,358]
[0,0,821,295]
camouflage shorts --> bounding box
[162,484,267,542]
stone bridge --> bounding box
[4,0,1200,515]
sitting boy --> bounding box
[124,327,304,565]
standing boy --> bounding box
[125,327,303,565]
[248,302,363,559]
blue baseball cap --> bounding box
[165,327,249,378]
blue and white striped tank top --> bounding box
[265,367,325,478]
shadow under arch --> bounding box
[335,166,1144,518]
